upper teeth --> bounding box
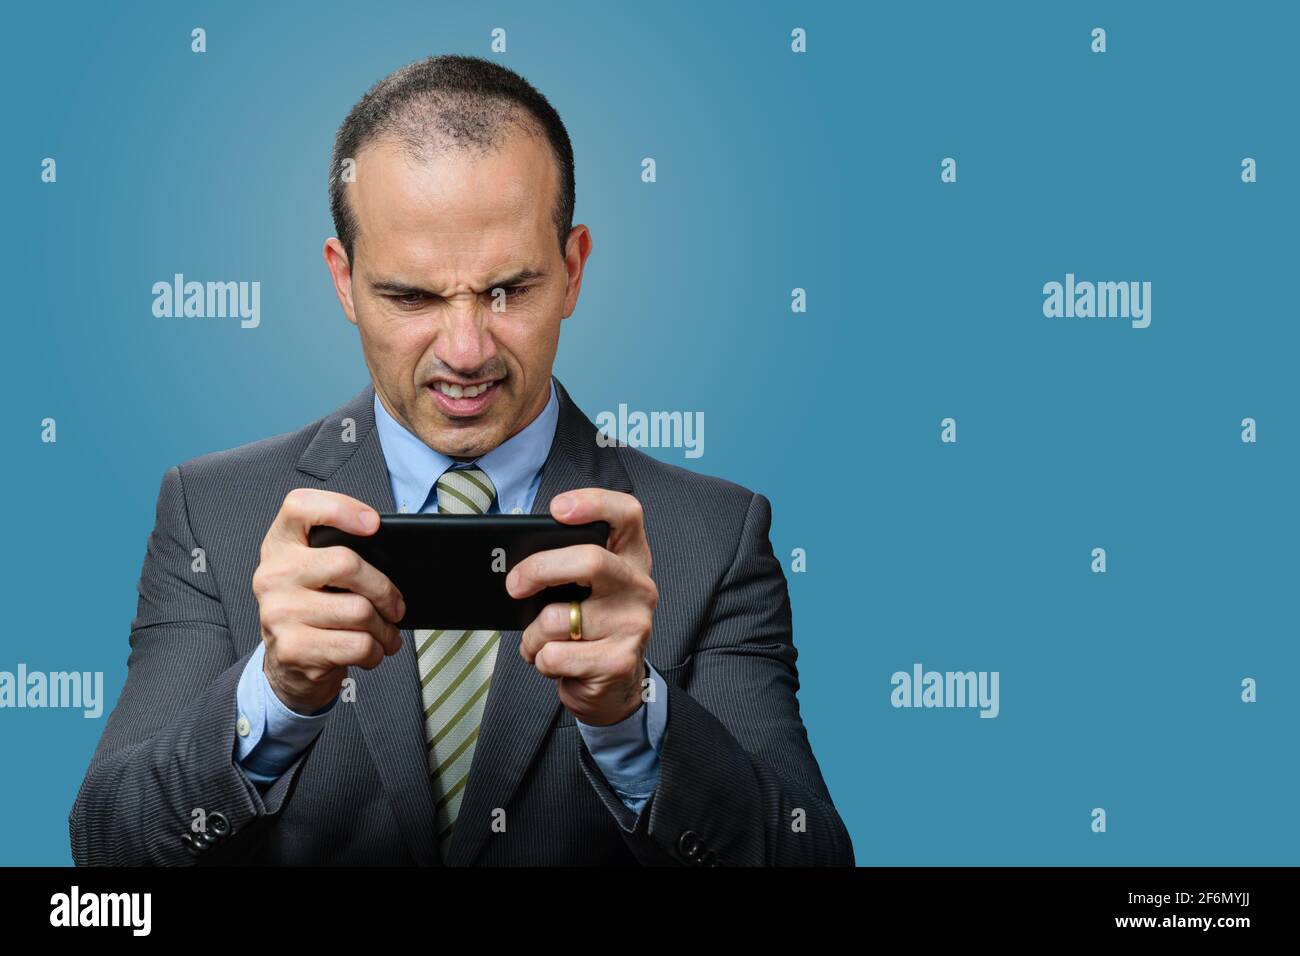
[437,381,492,398]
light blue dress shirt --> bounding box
[234,376,667,818]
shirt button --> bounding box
[236,715,251,737]
[399,504,409,514]
[511,506,523,514]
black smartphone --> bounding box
[308,514,610,630]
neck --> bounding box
[504,377,553,443]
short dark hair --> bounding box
[329,55,575,267]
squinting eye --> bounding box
[496,285,531,301]
[388,293,430,308]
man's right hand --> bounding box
[251,489,406,714]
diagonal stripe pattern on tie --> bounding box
[416,465,501,862]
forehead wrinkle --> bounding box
[369,247,545,295]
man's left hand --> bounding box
[507,489,658,726]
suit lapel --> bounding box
[296,376,632,867]
[297,382,441,866]
[446,376,632,866]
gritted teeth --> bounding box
[435,380,495,399]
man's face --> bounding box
[325,130,591,459]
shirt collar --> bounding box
[372,376,559,514]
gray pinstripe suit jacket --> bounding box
[69,377,854,866]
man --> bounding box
[69,55,853,866]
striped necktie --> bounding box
[416,465,500,862]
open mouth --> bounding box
[427,378,503,417]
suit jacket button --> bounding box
[676,829,703,861]
[185,833,210,853]
[208,811,232,839]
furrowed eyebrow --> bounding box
[369,268,547,297]
[489,268,547,288]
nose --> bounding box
[434,298,498,375]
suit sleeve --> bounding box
[576,490,855,866]
[68,465,317,865]
[235,642,337,787]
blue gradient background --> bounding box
[3,1,1296,865]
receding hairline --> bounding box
[373,92,544,156]
[336,102,564,264]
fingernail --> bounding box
[359,509,378,531]
[554,495,574,518]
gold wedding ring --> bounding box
[569,600,583,640]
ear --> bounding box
[324,237,358,326]
[560,225,593,319]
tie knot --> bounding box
[435,466,496,515]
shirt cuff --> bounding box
[575,660,667,810]
[234,642,338,786]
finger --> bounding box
[296,590,404,656]
[506,543,640,601]
[275,625,388,673]
[297,545,406,625]
[318,628,389,671]
[269,488,380,548]
[532,636,642,682]
[518,597,615,663]
[549,489,651,573]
